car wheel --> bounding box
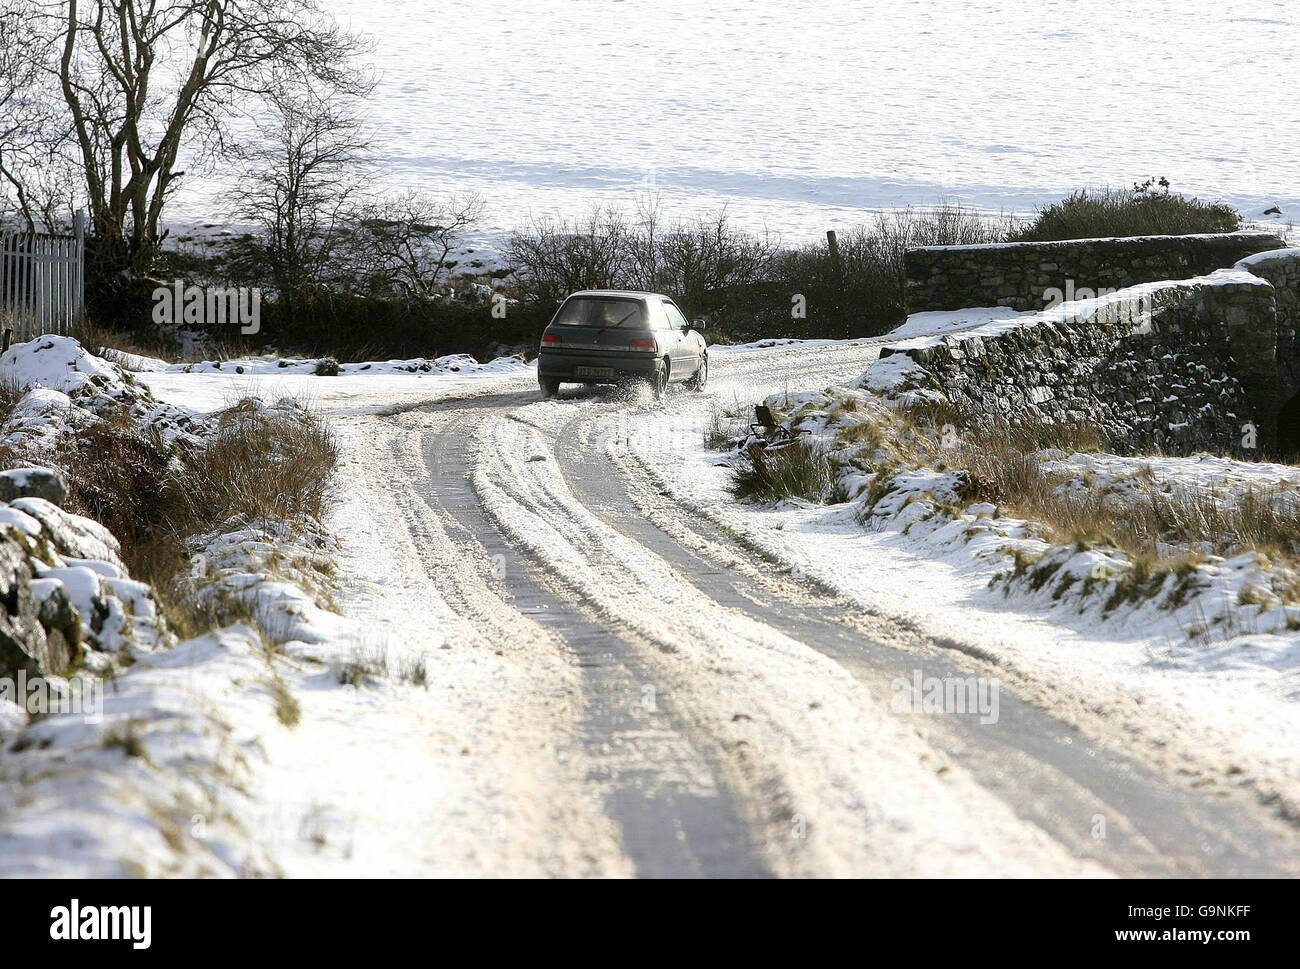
[539,378,560,399]
[686,354,708,391]
[649,363,668,401]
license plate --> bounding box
[575,366,614,378]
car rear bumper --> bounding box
[537,348,660,382]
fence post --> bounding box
[74,209,86,329]
[827,229,844,334]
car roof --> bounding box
[566,290,670,301]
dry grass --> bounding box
[63,397,338,634]
[903,410,1300,564]
[730,440,836,503]
[0,376,27,461]
[180,399,337,529]
[703,404,739,450]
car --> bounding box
[537,290,708,399]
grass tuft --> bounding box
[730,440,835,503]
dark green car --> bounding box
[537,291,708,399]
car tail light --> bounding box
[628,338,657,352]
[541,332,562,346]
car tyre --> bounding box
[650,363,668,401]
[540,378,560,399]
[686,354,708,391]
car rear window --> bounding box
[553,297,647,328]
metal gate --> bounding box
[0,211,86,342]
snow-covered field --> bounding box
[167,0,1299,243]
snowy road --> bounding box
[299,338,1300,877]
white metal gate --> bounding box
[0,211,86,342]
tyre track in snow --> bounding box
[551,405,1300,877]
[378,332,1298,875]
[464,395,1106,877]
[411,406,771,877]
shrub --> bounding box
[179,400,338,530]
[1009,181,1242,242]
[775,205,1010,339]
[730,440,836,503]
[253,292,555,363]
[63,398,339,632]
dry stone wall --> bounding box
[905,231,1287,313]
[881,270,1288,455]
[1235,249,1300,401]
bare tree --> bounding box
[505,206,634,300]
[0,2,60,229]
[226,81,371,320]
[2,0,371,276]
[347,191,485,300]
[657,207,776,309]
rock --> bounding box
[0,535,83,678]
[0,467,69,507]
[878,261,1300,457]
[10,498,123,568]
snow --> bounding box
[856,352,930,394]
[877,269,1272,356]
[0,335,127,396]
[466,395,1100,876]
[613,385,1300,820]
[884,306,1035,338]
[166,1,1300,243]
[7,325,1299,874]
[166,352,531,378]
[1235,247,1300,268]
[915,230,1286,252]
[138,354,537,416]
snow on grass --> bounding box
[138,352,537,417]
[729,382,1300,657]
[0,335,372,875]
[0,624,282,877]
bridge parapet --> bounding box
[880,267,1290,456]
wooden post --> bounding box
[827,230,844,334]
[826,229,842,276]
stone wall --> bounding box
[1234,249,1300,403]
[879,270,1283,455]
[905,231,1287,313]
